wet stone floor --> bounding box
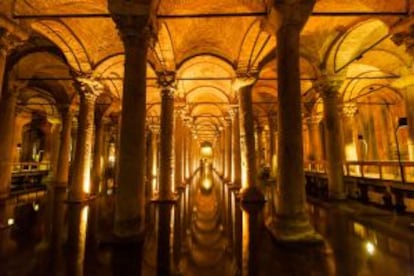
[1,188,414,276]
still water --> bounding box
[0,187,414,276]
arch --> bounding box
[325,19,389,74]
[30,20,91,72]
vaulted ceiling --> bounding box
[2,0,414,143]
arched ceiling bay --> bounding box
[5,0,414,144]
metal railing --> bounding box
[12,162,50,174]
[304,160,414,183]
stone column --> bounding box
[146,126,154,198]
[305,115,322,165]
[235,76,264,201]
[109,11,152,238]
[267,2,319,241]
[342,103,358,162]
[156,71,176,276]
[317,77,346,199]
[49,121,62,178]
[182,122,189,180]
[404,86,414,161]
[0,17,28,100]
[231,106,242,187]
[69,79,102,202]
[55,106,74,187]
[268,114,277,176]
[256,125,265,168]
[158,72,176,200]
[92,115,107,195]
[225,117,232,181]
[175,111,183,189]
[0,88,18,199]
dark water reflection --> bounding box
[1,189,414,276]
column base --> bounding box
[266,214,323,243]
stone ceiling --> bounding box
[2,0,414,142]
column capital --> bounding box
[305,115,323,124]
[0,16,29,56]
[75,76,104,102]
[232,73,257,91]
[341,102,358,118]
[313,75,343,99]
[158,71,176,97]
[149,124,160,134]
[108,0,156,46]
[269,0,316,27]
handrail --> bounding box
[304,160,414,183]
[12,162,51,173]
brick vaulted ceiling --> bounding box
[2,0,414,141]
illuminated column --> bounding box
[220,128,225,177]
[184,124,192,179]
[305,115,322,164]
[0,17,28,100]
[0,85,19,199]
[109,8,152,237]
[256,125,265,168]
[316,77,346,199]
[225,117,232,181]
[158,72,176,199]
[235,76,264,201]
[55,106,74,187]
[49,120,62,178]
[231,106,242,187]
[156,72,176,275]
[69,79,102,201]
[150,125,160,195]
[342,103,358,162]
[267,2,319,241]
[92,115,107,195]
[404,86,414,161]
[175,110,184,188]
[268,114,277,176]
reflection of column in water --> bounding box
[49,188,67,273]
[66,204,89,276]
[0,200,14,258]
[241,203,263,276]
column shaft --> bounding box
[405,86,414,160]
[69,93,96,201]
[175,115,183,188]
[114,18,149,237]
[269,23,316,240]
[92,117,105,194]
[239,85,257,189]
[159,88,175,200]
[55,108,73,186]
[232,108,242,187]
[0,92,17,199]
[225,120,232,181]
[322,91,345,199]
[268,115,277,176]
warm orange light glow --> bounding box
[83,175,90,194]
[202,178,212,190]
[366,241,375,255]
[201,145,213,157]
[345,143,358,161]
